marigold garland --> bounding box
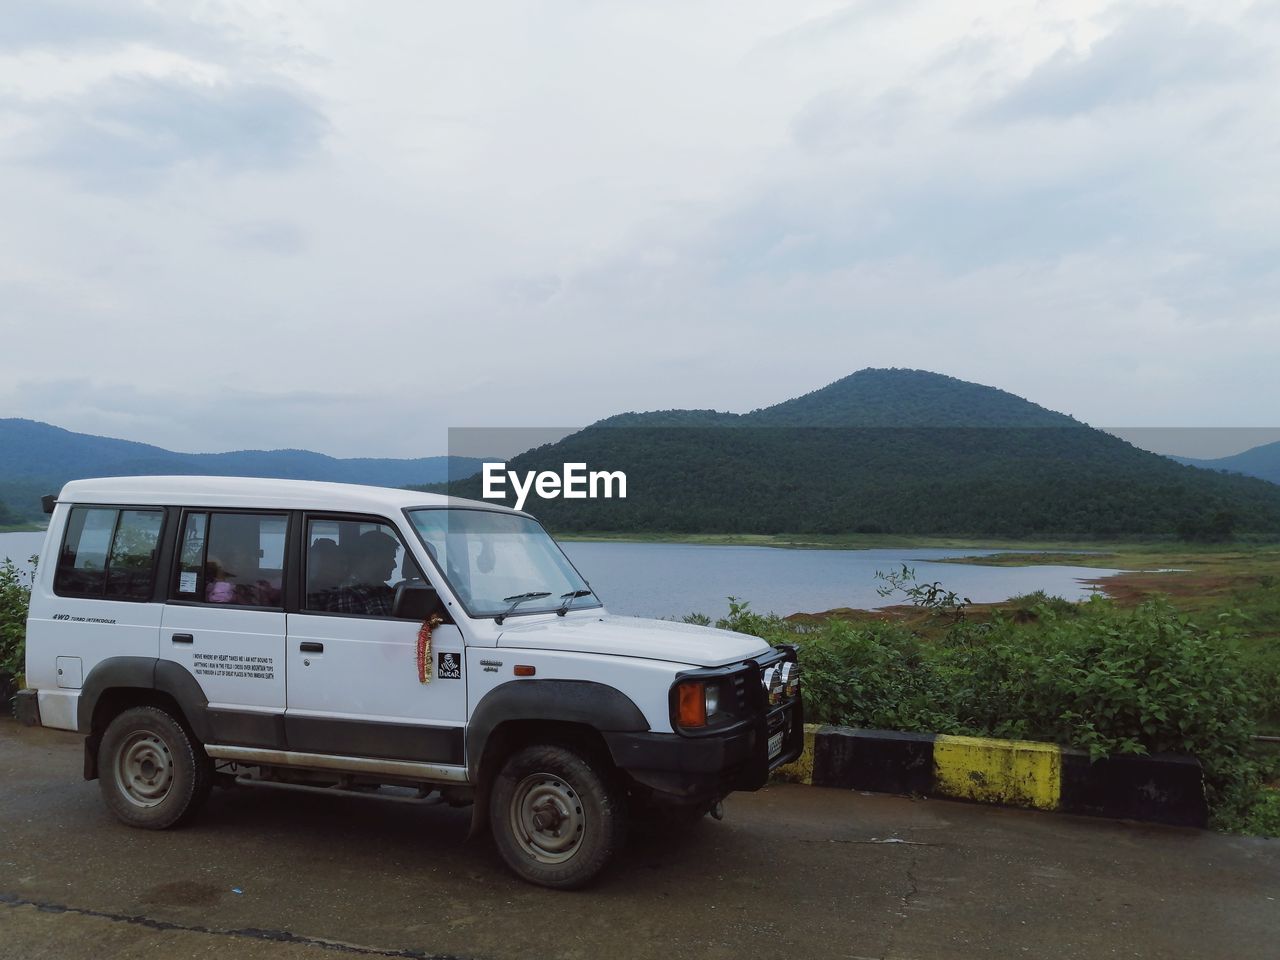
[417,614,443,684]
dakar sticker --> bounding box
[437,651,462,680]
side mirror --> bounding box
[393,582,448,621]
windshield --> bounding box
[407,508,598,618]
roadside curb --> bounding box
[775,724,1208,828]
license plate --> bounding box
[768,731,784,760]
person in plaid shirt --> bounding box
[325,530,399,615]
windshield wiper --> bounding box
[495,592,552,625]
[557,589,593,617]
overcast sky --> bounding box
[1,0,1277,459]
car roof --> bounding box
[56,475,519,518]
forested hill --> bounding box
[0,419,483,522]
[1174,441,1280,486]
[591,369,1079,430]
[747,368,1080,427]
[436,369,1280,539]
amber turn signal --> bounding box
[514,665,536,677]
[676,681,707,728]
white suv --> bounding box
[16,476,802,887]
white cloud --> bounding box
[981,5,1263,120]
[0,0,1277,458]
[8,75,327,192]
[0,0,226,54]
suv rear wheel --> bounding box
[489,744,625,889]
[98,706,213,829]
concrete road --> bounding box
[2,718,1276,960]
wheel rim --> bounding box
[509,772,586,864]
[114,731,175,808]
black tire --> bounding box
[97,706,213,829]
[489,744,626,889]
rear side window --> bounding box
[173,512,287,607]
[54,506,164,600]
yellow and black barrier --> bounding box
[775,725,1208,828]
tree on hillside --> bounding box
[1178,510,1238,543]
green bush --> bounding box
[698,588,1276,835]
[940,599,1262,813]
[795,619,963,734]
[0,557,35,681]
[1004,590,1081,620]
[1222,784,1280,836]
[714,597,790,638]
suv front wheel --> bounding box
[489,743,626,889]
[98,705,213,829]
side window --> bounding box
[172,512,287,607]
[304,518,423,618]
[54,506,163,600]
[106,510,165,598]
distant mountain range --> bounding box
[0,419,483,523]
[6,370,1280,539]
[1172,443,1280,486]
[433,369,1280,540]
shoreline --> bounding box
[794,545,1280,621]
[556,530,1175,552]
[556,530,1279,558]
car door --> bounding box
[160,510,289,747]
[284,514,466,767]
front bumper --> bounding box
[605,698,804,802]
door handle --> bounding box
[299,642,324,653]
[171,633,194,644]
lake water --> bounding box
[0,530,1120,619]
[0,532,44,568]
[560,542,1119,619]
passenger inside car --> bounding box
[325,530,399,615]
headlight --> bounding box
[674,679,726,729]
[779,661,800,699]
[762,666,783,706]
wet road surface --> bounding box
[2,719,1277,959]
